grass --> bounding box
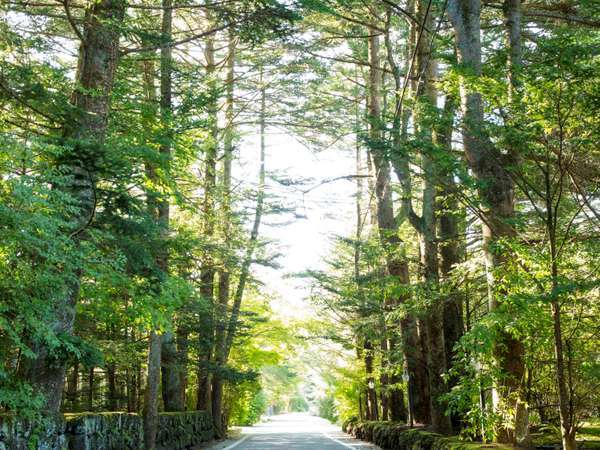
[529,419,600,449]
[578,419,600,449]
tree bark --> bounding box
[223,70,266,363]
[369,20,429,422]
[436,96,464,374]
[380,333,389,421]
[197,26,218,412]
[87,367,94,411]
[67,361,79,410]
[358,392,364,421]
[137,362,143,413]
[447,0,526,443]
[412,0,452,432]
[381,9,431,426]
[20,0,125,415]
[144,331,162,450]
[504,0,522,103]
[551,299,576,450]
[364,340,379,421]
[176,327,189,409]
[126,366,137,412]
[505,6,527,443]
[414,320,432,425]
[143,0,175,444]
[545,157,576,450]
[161,334,182,410]
[107,362,117,410]
[436,97,464,431]
[211,30,236,438]
[156,0,184,413]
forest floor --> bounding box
[529,419,600,449]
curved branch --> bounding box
[484,2,600,28]
[62,0,85,43]
[380,0,430,31]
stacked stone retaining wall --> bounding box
[344,419,470,450]
[0,411,213,450]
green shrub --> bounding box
[289,395,309,412]
[317,395,338,422]
[227,380,267,426]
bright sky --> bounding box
[236,128,357,319]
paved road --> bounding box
[209,413,379,450]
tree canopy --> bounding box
[0,0,599,448]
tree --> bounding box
[447,0,526,442]
[1,1,598,448]
[14,0,126,415]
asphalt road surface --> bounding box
[209,413,379,450]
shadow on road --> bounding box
[205,413,380,449]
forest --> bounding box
[0,0,599,449]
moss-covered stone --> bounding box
[0,413,68,450]
[65,412,143,450]
[156,411,213,450]
[0,411,213,450]
[343,420,515,450]
[345,419,600,450]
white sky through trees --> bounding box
[237,128,357,319]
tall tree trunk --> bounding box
[447,0,526,443]
[436,96,464,369]
[366,29,385,425]
[381,12,431,426]
[212,30,236,438]
[143,0,174,444]
[107,362,117,410]
[358,392,364,421]
[176,327,189,409]
[503,2,528,439]
[156,0,183,412]
[141,57,162,444]
[436,96,464,431]
[137,362,143,413]
[67,362,79,410]
[412,0,452,433]
[504,0,522,104]
[364,340,379,421]
[87,367,94,411]
[380,332,389,421]
[223,71,266,363]
[197,27,218,412]
[436,96,464,376]
[551,299,576,450]
[161,333,182,411]
[19,0,125,415]
[439,206,464,369]
[126,367,136,412]
[144,331,162,450]
[545,164,576,450]
[196,351,212,411]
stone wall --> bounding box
[156,412,214,450]
[0,411,213,450]
[344,420,468,450]
[0,414,67,450]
